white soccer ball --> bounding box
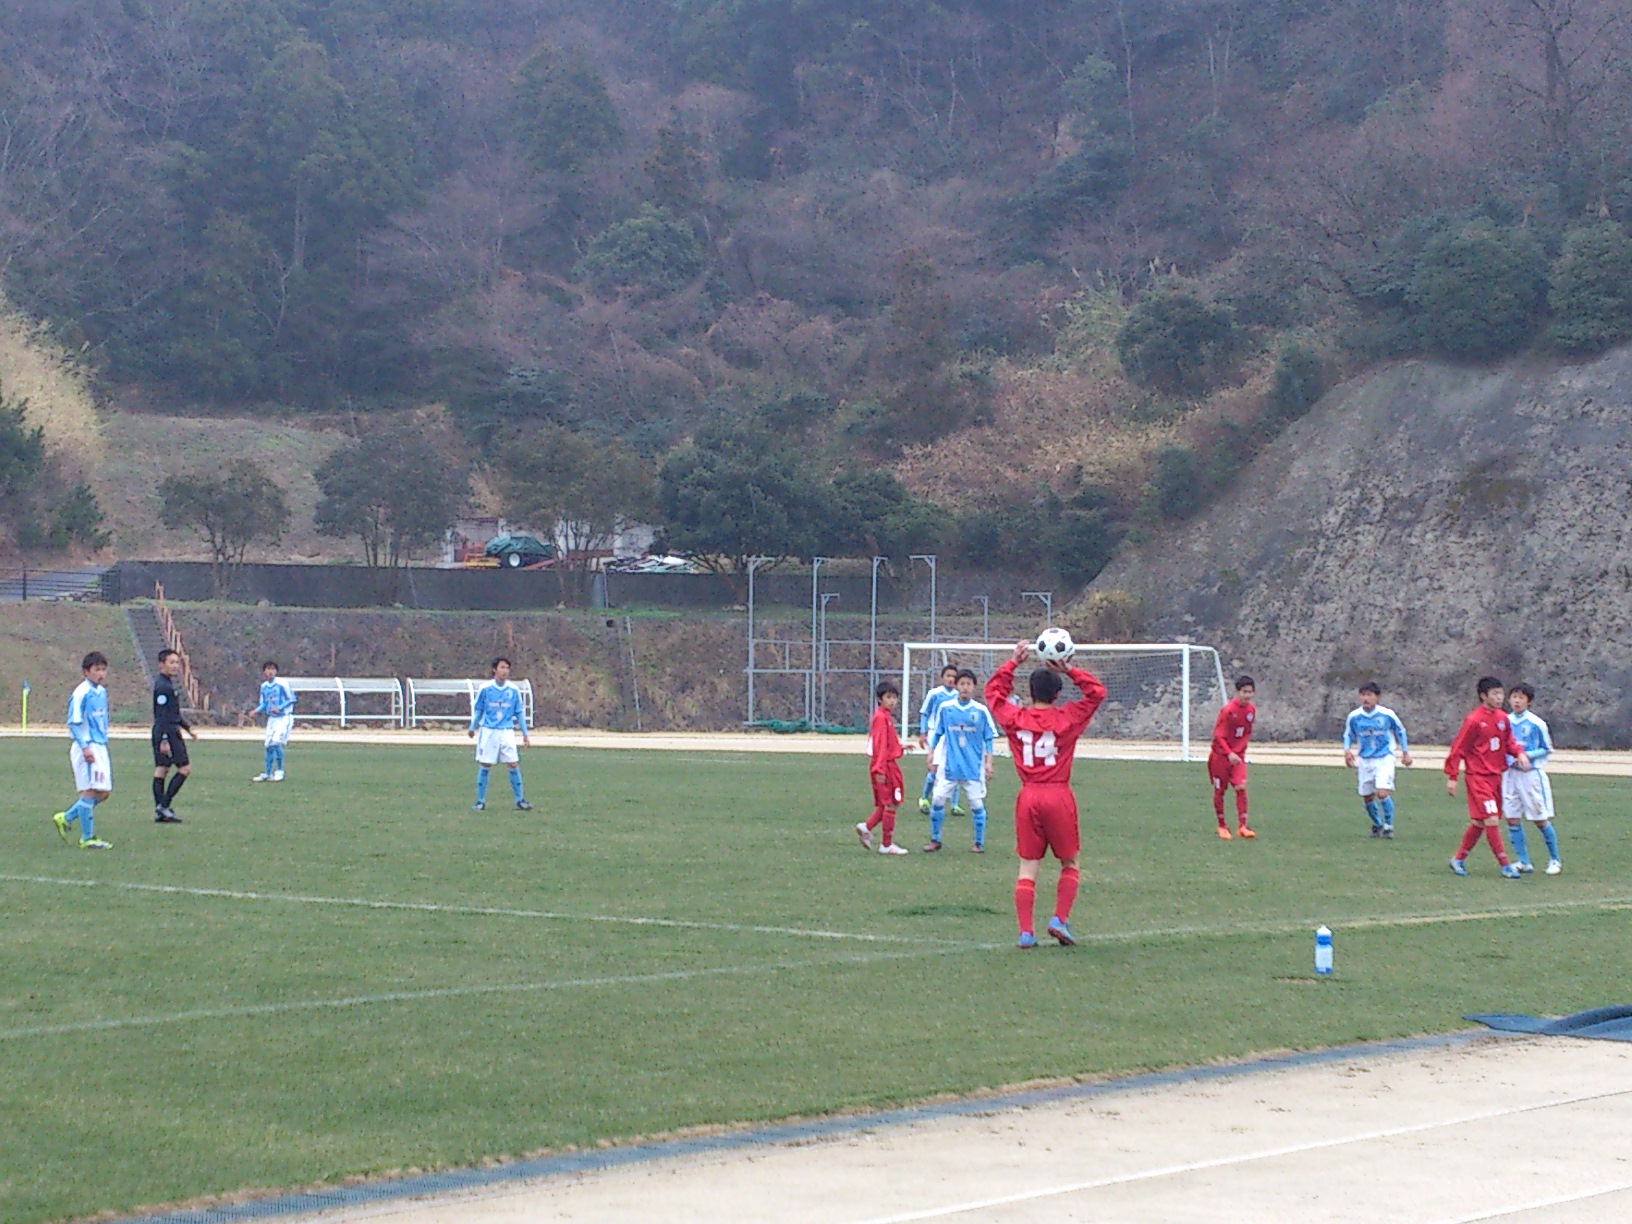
[1034,627,1076,664]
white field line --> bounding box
[4,727,1632,775]
[0,874,962,947]
[1426,1182,1632,1224]
[0,943,994,1042]
[842,1086,1632,1224]
[5,875,1631,954]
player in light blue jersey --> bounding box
[1504,684,1561,874]
[924,669,998,852]
[467,657,533,811]
[916,665,962,815]
[54,651,115,849]
[1342,682,1413,838]
[252,661,296,782]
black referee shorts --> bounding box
[152,725,190,768]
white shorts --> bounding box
[1356,755,1397,796]
[932,774,986,808]
[71,743,113,793]
[1502,769,1554,822]
[264,715,294,747]
[475,728,519,766]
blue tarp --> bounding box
[1466,1005,1632,1042]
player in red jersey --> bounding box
[1208,676,1257,839]
[985,640,1108,948]
[1445,676,1530,879]
[857,681,909,855]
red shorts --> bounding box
[1208,753,1247,789]
[1465,774,1502,821]
[871,766,904,809]
[1014,783,1079,861]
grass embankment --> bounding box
[0,605,144,725]
[2,743,1628,1223]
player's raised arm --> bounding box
[982,642,1027,726]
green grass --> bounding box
[2,740,1629,1222]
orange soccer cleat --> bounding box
[1238,826,1257,839]
[1216,825,1232,840]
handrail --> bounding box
[153,582,206,711]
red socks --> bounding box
[1455,823,1482,859]
[1055,867,1080,923]
[1482,823,1509,864]
[864,807,897,846]
[1015,878,1036,935]
[1235,789,1249,823]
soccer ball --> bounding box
[1034,627,1076,663]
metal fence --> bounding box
[0,567,110,602]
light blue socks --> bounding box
[971,806,987,848]
[1508,821,1530,866]
[930,804,945,841]
[508,768,524,803]
[1540,823,1560,861]
[1364,800,1382,828]
[476,767,490,804]
[1379,796,1395,827]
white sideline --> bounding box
[841,1087,1632,1224]
[0,874,965,946]
[4,726,1632,774]
[0,943,994,1043]
[5,873,1631,952]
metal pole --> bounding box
[911,554,937,644]
[746,555,772,725]
[1023,591,1053,626]
[820,592,839,725]
[1181,644,1192,763]
[869,556,886,707]
[808,557,826,724]
[975,596,990,642]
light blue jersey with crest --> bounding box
[919,684,958,737]
[1342,705,1409,760]
[67,680,110,747]
[256,679,296,717]
[470,681,528,733]
[929,698,997,782]
[1508,710,1552,770]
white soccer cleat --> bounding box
[252,773,269,782]
[271,770,285,782]
[854,822,872,851]
[1546,859,1562,875]
[879,843,909,855]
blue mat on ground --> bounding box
[1466,1005,1632,1041]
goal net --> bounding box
[901,642,1228,762]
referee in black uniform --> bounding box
[152,649,198,822]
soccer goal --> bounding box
[280,677,405,728]
[901,642,1228,762]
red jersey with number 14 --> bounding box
[985,661,1108,785]
[1211,698,1256,758]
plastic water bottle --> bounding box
[1314,925,1334,976]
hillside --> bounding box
[1082,344,1632,748]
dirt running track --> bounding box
[267,1035,1632,1224]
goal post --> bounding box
[900,642,1228,762]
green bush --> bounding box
[1406,223,1547,359]
[1269,343,1330,421]
[512,46,624,174]
[574,206,706,295]
[1549,222,1632,354]
[1116,286,1240,394]
[1144,445,1207,520]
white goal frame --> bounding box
[901,642,1228,762]
[280,677,405,728]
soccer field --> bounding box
[3,738,1629,1223]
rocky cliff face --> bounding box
[1085,347,1632,748]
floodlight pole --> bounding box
[820,592,840,725]
[745,556,772,725]
[808,557,826,724]
[974,596,990,643]
[911,554,937,644]
[869,556,887,705]
[1023,590,1053,625]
